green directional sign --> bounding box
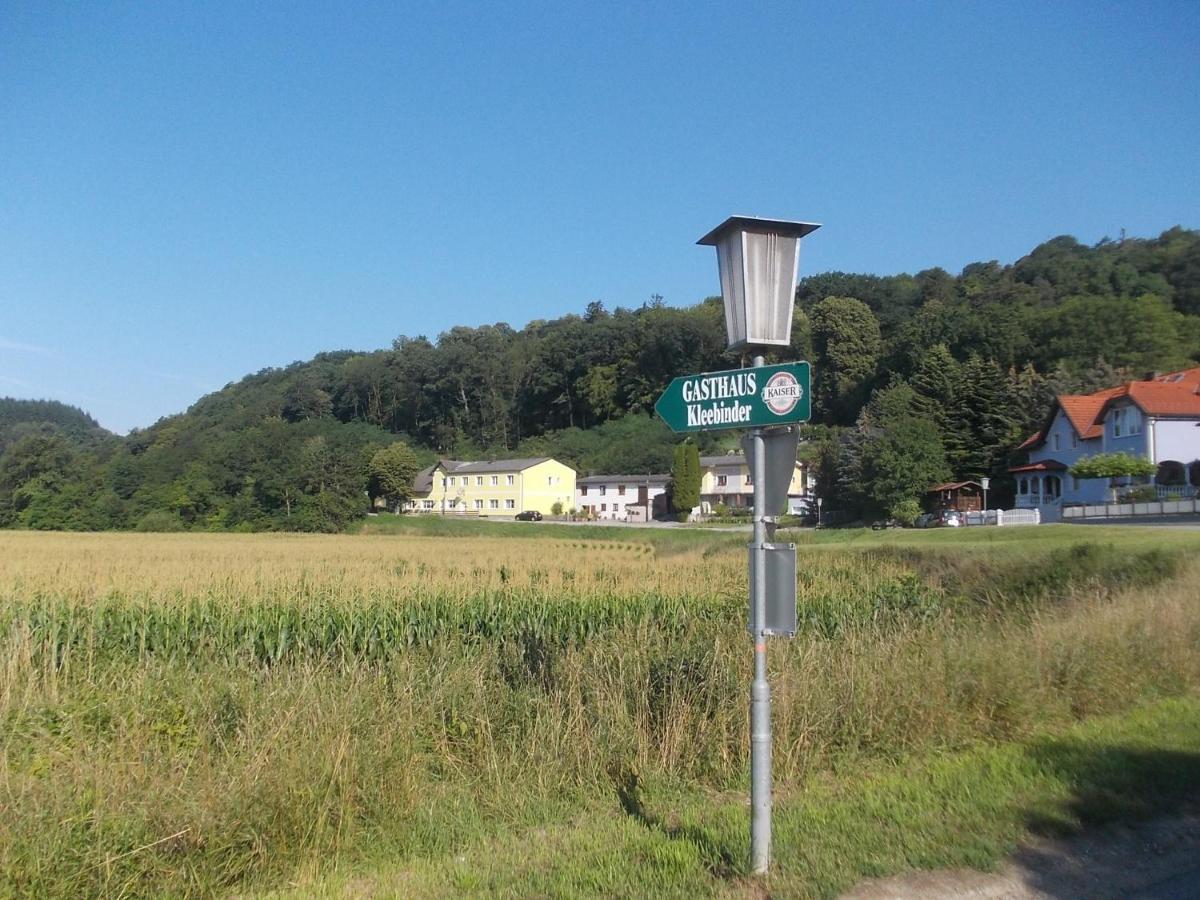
[655,361,811,433]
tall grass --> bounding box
[1,530,1198,896]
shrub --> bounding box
[135,510,185,532]
[888,498,922,526]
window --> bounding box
[506,475,514,485]
[1113,406,1139,436]
[1019,478,1028,495]
[448,499,458,508]
[476,476,483,486]
[491,475,498,485]
[745,474,753,485]
[423,500,434,509]
[448,477,455,486]
[601,503,607,512]
[442,477,447,487]
[505,499,515,509]
[475,499,483,510]
[716,475,727,486]
[600,485,607,495]
[580,485,588,496]
[618,485,626,495]
[1071,433,1078,449]
[489,499,499,509]
[1053,434,1060,451]
[1072,476,1080,491]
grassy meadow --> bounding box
[2,521,1199,897]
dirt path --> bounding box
[841,813,1200,899]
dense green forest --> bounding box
[3,227,1198,531]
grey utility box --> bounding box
[747,542,798,637]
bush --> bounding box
[1119,485,1159,502]
[551,501,564,517]
[135,510,185,532]
[888,498,922,527]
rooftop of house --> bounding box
[412,457,570,493]
[449,457,557,474]
[577,473,670,485]
[1020,366,1200,450]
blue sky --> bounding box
[2,1,1198,433]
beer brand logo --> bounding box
[762,371,802,416]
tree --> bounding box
[669,441,701,521]
[369,442,421,513]
[810,296,881,425]
[854,384,952,516]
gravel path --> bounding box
[841,813,1200,899]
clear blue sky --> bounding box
[3,1,1198,433]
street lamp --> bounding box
[980,477,990,520]
[699,214,819,876]
[697,216,821,350]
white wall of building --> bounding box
[1153,419,1200,463]
[576,478,667,519]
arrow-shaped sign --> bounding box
[654,361,811,434]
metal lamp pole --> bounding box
[749,353,771,873]
[694,215,820,877]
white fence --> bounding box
[962,508,1041,527]
[1063,497,1200,520]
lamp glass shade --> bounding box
[700,216,820,350]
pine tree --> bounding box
[669,441,701,521]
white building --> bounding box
[576,474,670,521]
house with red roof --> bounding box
[1012,367,1200,520]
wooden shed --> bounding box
[928,481,983,512]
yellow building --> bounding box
[407,457,575,517]
[699,453,808,513]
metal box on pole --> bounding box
[747,542,798,636]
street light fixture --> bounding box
[697,215,821,350]
[699,214,819,876]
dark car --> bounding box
[514,510,543,521]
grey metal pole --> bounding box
[749,353,771,874]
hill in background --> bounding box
[2,226,1198,531]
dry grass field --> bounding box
[2,523,1199,897]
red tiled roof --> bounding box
[1008,459,1068,473]
[1116,380,1200,418]
[1018,366,1200,449]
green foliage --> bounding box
[1070,452,1157,479]
[368,441,420,512]
[847,384,952,516]
[810,295,882,425]
[669,441,701,520]
[888,498,922,526]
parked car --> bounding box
[514,510,543,521]
[914,513,937,529]
[871,518,899,530]
[937,510,962,527]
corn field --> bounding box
[2,528,1199,897]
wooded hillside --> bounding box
[2,227,1198,530]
